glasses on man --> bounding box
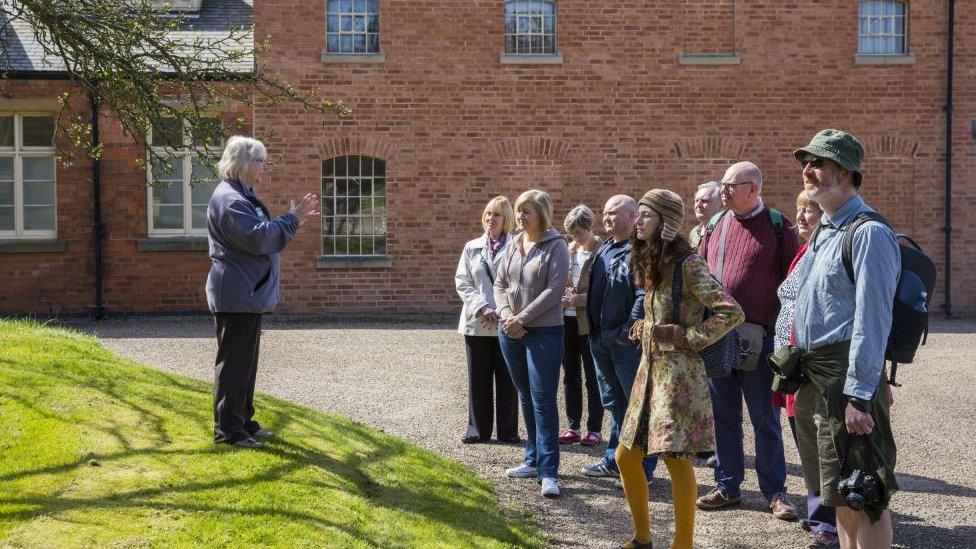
[799,156,828,169]
[719,181,754,191]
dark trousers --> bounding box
[562,316,603,432]
[464,335,519,440]
[213,313,263,443]
[709,336,787,499]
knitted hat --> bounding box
[638,189,684,241]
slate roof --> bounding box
[0,0,253,75]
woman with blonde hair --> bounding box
[494,189,569,498]
[615,189,743,548]
[455,196,520,444]
[206,136,318,448]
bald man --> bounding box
[696,161,800,521]
[580,195,658,481]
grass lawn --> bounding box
[0,320,544,548]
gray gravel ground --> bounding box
[66,315,976,548]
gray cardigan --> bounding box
[493,228,569,328]
[205,180,299,313]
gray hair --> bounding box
[563,204,595,233]
[696,181,722,199]
[218,135,267,183]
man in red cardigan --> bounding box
[696,161,800,522]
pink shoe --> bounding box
[580,431,603,446]
[558,429,581,444]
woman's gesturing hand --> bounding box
[289,193,319,226]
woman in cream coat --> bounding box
[455,196,520,444]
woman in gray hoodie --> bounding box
[205,136,317,448]
[494,189,570,498]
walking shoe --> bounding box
[769,492,798,521]
[617,538,653,549]
[540,477,560,498]
[580,459,619,478]
[505,463,538,478]
[251,428,274,439]
[614,477,652,489]
[558,429,581,444]
[705,454,718,468]
[696,488,741,510]
[580,431,603,446]
[809,531,840,548]
[231,437,264,449]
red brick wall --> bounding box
[3,1,974,317]
[251,0,975,316]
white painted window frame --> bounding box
[325,0,381,55]
[320,155,388,257]
[504,0,558,56]
[146,118,222,237]
[0,112,57,239]
[857,0,908,56]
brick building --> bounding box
[3,1,975,317]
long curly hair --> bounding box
[630,228,693,290]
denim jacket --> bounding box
[586,238,645,346]
[205,180,299,314]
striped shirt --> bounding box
[792,194,901,401]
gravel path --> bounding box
[67,315,976,548]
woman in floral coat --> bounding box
[614,189,744,549]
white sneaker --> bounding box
[505,463,538,478]
[540,477,560,498]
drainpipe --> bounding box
[943,0,955,318]
[90,88,105,320]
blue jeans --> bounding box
[709,336,787,499]
[499,325,564,480]
[589,332,658,477]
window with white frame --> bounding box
[321,155,387,256]
[858,0,907,55]
[0,113,56,238]
[326,0,380,54]
[147,117,222,236]
[504,0,557,55]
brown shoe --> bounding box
[696,488,741,510]
[769,492,798,521]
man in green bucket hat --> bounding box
[787,129,900,548]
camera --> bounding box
[837,469,882,511]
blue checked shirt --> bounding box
[792,195,901,401]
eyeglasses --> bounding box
[252,157,268,165]
[799,156,828,169]
[719,181,754,191]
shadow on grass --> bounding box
[0,328,539,547]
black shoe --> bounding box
[231,437,264,449]
[498,435,522,444]
[251,428,274,439]
[461,435,488,444]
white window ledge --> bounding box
[854,54,916,65]
[0,238,66,253]
[137,236,208,252]
[499,53,563,65]
[320,52,386,64]
[678,53,742,65]
[316,255,391,269]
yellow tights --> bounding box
[615,445,696,549]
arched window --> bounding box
[504,1,557,55]
[326,0,380,54]
[321,156,387,256]
[858,0,907,55]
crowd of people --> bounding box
[452,129,900,549]
[200,129,900,549]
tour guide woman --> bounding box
[616,189,743,548]
[206,136,318,448]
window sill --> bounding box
[320,52,386,64]
[499,53,563,65]
[854,54,916,65]
[0,238,67,253]
[137,236,209,252]
[316,255,391,269]
[678,53,742,65]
